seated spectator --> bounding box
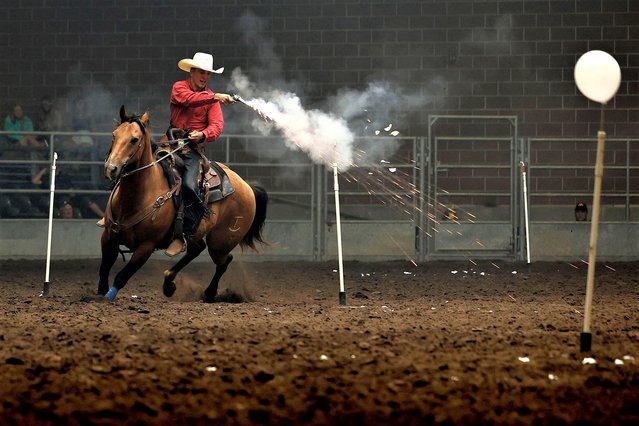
[0,194,43,218]
[30,165,75,216]
[32,165,73,189]
[0,196,20,218]
[75,193,107,219]
[70,97,94,146]
[575,202,588,221]
[34,95,65,146]
[57,199,81,219]
[31,165,107,219]
[2,104,44,147]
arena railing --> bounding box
[525,137,639,222]
[0,130,421,261]
[2,130,637,261]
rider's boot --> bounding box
[165,235,186,257]
[96,217,106,228]
[165,203,186,257]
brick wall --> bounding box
[1,0,636,137]
[1,0,637,211]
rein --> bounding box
[120,138,189,179]
[103,116,187,233]
[103,176,182,234]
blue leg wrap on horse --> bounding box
[105,287,119,301]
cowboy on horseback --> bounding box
[96,52,235,256]
[163,52,236,256]
[98,105,268,302]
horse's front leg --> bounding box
[97,234,119,296]
[104,241,155,301]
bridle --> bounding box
[121,138,190,179]
[102,115,186,233]
[106,116,190,182]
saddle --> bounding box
[202,161,235,204]
[158,128,235,206]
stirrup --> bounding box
[165,237,186,257]
[96,217,106,228]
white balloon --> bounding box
[574,50,621,104]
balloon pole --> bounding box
[333,163,346,305]
[580,105,606,352]
[42,152,58,297]
[573,50,620,352]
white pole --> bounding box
[42,152,58,297]
[520,162,531,263]
[333,164,346,305]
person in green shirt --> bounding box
[2,104,41,147]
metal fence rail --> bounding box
[526,137,639,222]
[1,129,638,261]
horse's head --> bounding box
[104,105,151,182]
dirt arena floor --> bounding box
[0,257,638,425]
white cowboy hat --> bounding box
[178,52,224,74]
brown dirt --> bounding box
[0,258,638,425]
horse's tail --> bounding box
[241,184,269,252]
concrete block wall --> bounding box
[1,0,637,137]
[1,0,637,214]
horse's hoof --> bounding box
[97,287,108,296]
[203,292,217,304]
[163,270,177,297]
[163,281,176,298]
[104,287,119,301]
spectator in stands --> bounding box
[2,104,43,147]
[32,165,74,190]
[31,165,107,219]
[575,202,588,221]
[0,196,20,218]
[34,95,64,146]
[59,200,74,218]
[57,199,82,219]
[78,194,107,219]
[70,97,94,146]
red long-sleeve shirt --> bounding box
[169,80,224,142]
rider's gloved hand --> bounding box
[215,93,235,105]
[187,130,205,142]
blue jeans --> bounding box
[177,150,202,204]
[175,150,206,237]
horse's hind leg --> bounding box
[204,253,233,303]
[163,239,206,297]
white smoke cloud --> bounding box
[325,81,433,166]
[231,69,354,171]
[229,68,435,171]
[228,10,434,172]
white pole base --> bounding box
[339,291,346,306]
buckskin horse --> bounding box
[98,106,267,302]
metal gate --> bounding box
[420,115,519,261]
